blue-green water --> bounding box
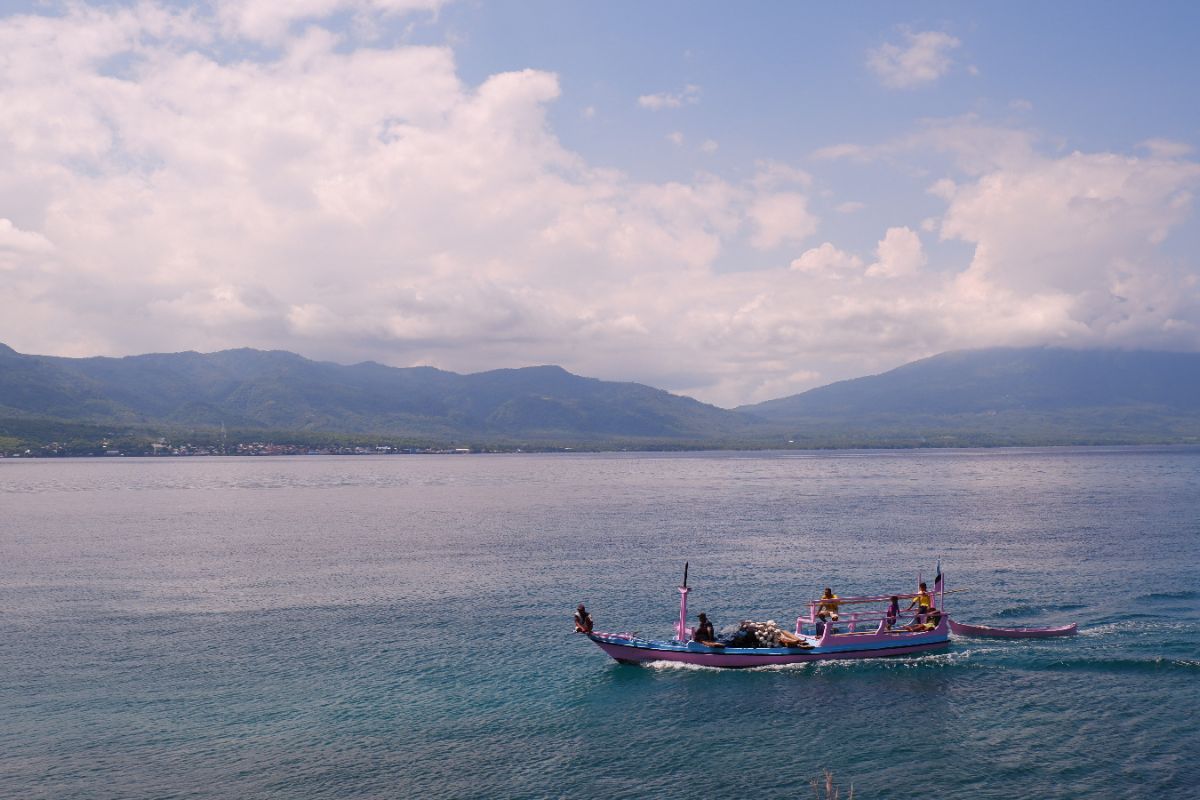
[2,449,1197,798]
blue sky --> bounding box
[1,1,1198,405]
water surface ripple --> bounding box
[1,448,1197,798]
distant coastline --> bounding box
[3,344,1199,457]
[3,423,1198,459]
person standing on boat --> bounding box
[817,587,840,621]
[884,596,900,631]
[905,582,932,623]
[693,613,715,643]
[574,603,593,633]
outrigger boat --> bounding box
[947,619,1077,638]
[584,565,952,668]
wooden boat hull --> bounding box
[948,617,1077,638]
[587,623,949,668]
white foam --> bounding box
[639,647,989,674]
[644,660,725,672]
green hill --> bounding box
[0,344,754,443]
[735,347,1200,446]
[3,344,1200,452]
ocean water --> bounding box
[1,448,1197,799]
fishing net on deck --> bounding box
[717,619,788,648]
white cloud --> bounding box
[698,139,718,154]
[747,192,818,250]
[752,160,813,190]
[1139,138,1192,158]
[215,0,446,43]
[666,131,684,146]
[0,219,54,254]
[938,150,1200,348]
[0,5,1198,408]
[866,227,926,278]
[867,29,960,89]
[928,178,957,200]
[790,243,863,276]
[811,142,868,161]
[738,369,823,406]
[0,218,55,273]
[812,115,1039,175]
[151,284,276,325]
[637,84,700,110]
[835,201,865,214]
[940,152,1200,291]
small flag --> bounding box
[933,560,943,594]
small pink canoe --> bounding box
[948,617,1077,639]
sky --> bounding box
[1,1,1199,407]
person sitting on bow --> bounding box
[573,603,593,633]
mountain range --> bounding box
[0,343,747,444]
[738,347,1200,446]
[2,342,1199,450]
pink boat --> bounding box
[948,618,1078,638]
[583,566,951,668]
[587,623,950,668]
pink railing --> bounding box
[795,593,943,636]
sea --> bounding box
[1,448,1197,799]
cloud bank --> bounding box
[1,3,1198,406]
[868,29,960,89]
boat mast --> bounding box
[677,562,690,641]
[939,561,945,613]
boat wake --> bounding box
[1132,590,1199,602]
[995,603,1086,618]
[758,649,981,673]
[643,651,1200,676]
[1041,656,1200,674]
[644,660,725,672]
[640,648,990,674]
[1079,619,1199,638]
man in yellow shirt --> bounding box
[817,587,840,621]
[905,582,932,625]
